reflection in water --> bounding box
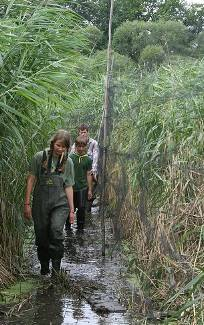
[75,231,85,247]
[64,231,77,256]
[71,298,84,320]
[33,287,64,325]
[62,297,130,325]
[4,292,131,325]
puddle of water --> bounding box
[62,261,100,280]
[2,290,131,325]
[2,208,142,325]
[62,297,130,325]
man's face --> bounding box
[79,129,88,140]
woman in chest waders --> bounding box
[24,129,75,276]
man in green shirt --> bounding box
[66,136,92,232]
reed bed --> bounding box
[105,57,204,322]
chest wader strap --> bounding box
[41,150,68,175]
[41,150,48,174]
[55,151,68,174]
[47,151,53,174]
[40,150,52,175]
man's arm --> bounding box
[92,140,99,178]
[87,170,93,200]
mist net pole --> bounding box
[100,0,114,257]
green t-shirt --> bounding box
[69,153,92,191]
[29,150,75,188]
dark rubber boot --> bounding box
[77,223,84,230]
[40,260,50,275]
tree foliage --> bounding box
[192,31,204,57]
[67,0,203,36]
[184,4,204,34]
[154,0,187,21]
[113,19,190,63]
[68,0,186,33]
[139,45,165,68]
[67,0,110,33]
[82,25,104,54]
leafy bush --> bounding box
[82,25,104,53]
[139,44,165,68]
[150,20,190,54]
[113,20,152,61]
[82,50,136,75]
[113,19,190,62]
[192,31,204,57]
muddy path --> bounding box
[1,208,139,325]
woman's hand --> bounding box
[88,189,92,201]
[24,204,32,219]
[69,210,75,224]
[92,172,98,182]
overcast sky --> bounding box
[187,0,204,3]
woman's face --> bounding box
[53,140,66,156]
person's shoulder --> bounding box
[67,156,73,162]
[89,138,98,145]
[33,150,44,161]
[66,156,74,165]
[69,152,75,160]
[70,143,75,151]
[86,155,92,165]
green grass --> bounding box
[0,279,37,304]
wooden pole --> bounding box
[100,0,114,257]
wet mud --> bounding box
[1,207,137,325]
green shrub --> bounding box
[113,19,190,62]
[113,20,152,61]
[82,25,104,53]
[192,31,204,57]
[150,20,190,54]
[139,44,165,68]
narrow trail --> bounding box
[2,208,136,325]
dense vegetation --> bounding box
[108,56,204,323]
[0,0,88,283]
[1,0,204,323]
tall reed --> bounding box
[107,56,204,322]
[0,0,88,285]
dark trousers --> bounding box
[87,177,97,212]
[66,188,87,229]
[76,207,85,229]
